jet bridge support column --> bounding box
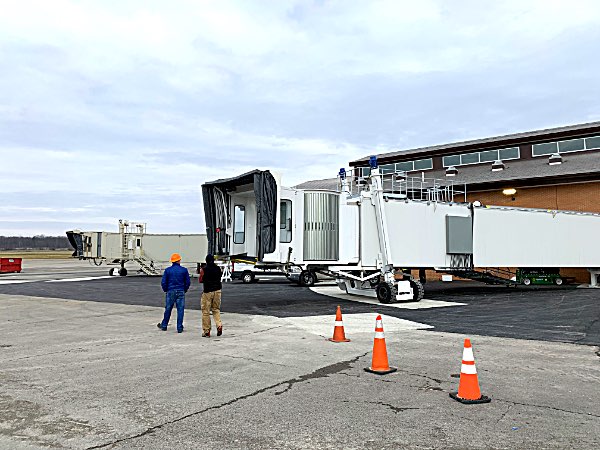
[369,160,419,302]
[369,166,394,284]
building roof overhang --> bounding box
[350,121,600,166]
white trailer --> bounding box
[67,220,208,276]
[202,163,600,302]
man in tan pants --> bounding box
[200,254,222,338]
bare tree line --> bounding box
[0,236,70,250]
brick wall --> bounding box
[467,181,600,213]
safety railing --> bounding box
[338,168,467,203]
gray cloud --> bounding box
[1,0,599,235]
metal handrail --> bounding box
[338,168,467,203]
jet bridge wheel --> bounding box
[376,282,395,304]
[409,279,425,302]
[299,270,316,287]
[118,268,128,276]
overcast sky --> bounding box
[1,0,599,236]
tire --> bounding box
[554,277,563,286]
[409,279,425,302]
[109,268,115,276]
[523,278,531,286]
[299,270,316,287]
[241,271,254,284]
[118,267,128,276]
[376,282,394,304]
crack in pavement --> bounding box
[341,400,421,414]
[496,399,600,419]
[248,325,285,335]
[396,369,443,385]
[213,353,291,368]
[337,372,361,378]
[85,352,368,449]
[496,403,513,424]
[3,338,143,363]
[370,401,421,414]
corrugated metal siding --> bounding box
[303,192,339,261]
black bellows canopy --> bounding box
[65,231,83,258]
[202,170,277,261]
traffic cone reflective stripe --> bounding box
[450,338,491,404]
[328,305,350,343]
[364,315,397,375]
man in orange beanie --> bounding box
[157,253,190,333]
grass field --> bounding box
[0,250,72,259]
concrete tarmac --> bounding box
[1,261,600,449]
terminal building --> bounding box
[297,121,600,283]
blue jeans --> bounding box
[160,290,185,332]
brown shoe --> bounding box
[217,326,223,336]
[202,331,210,338]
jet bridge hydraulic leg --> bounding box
[369,163,424,303]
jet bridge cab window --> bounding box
[233,205,245,244]
[280,200,292,243]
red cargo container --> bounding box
[0,258,22,273]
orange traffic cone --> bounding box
[449,338,491,404]
[364,315,397,375]
[328,305,350,342]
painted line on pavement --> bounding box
[46,276,115,283]
[285,312,433,337]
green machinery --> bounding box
[516,268,565,286]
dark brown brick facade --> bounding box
[467,181,600,213]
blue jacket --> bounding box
[161,263,191,293]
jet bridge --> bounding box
[66,220,208,276]
[202,160,600,303]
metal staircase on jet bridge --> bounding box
[134,256,161,276]
[442,268,517,286]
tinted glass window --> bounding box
[443,155,460,167]
[233,205,245,244]
[413,158,433,170]
[460,153,479,164]
[585,136,600,149]
[380,164,396,174]
[396,161,413,172]
[279,200,292,243]
[499,147,519,160]
[479,150,498,162]
[558,139,585,153]
[532,142,558,156]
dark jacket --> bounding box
[161,263,191,293]
[202,262,222,293]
